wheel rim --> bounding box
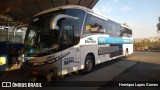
[125,50,128,57]
[85,59,93,72]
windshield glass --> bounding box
[24,9,85,56]
[24,14,60,55]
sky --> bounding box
[93,0,160,39]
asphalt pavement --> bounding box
[99,51,160,90]
[0,51,160,90]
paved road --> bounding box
[99,51,160,90]
[0,51,160,90]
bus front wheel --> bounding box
[83,55,94,73]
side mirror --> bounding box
[50,14,78,30]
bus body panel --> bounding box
[22,5,133,76]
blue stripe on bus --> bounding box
[98,37,133,44]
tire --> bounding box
[83,55,94,73]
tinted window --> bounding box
[41,15,52,32]
[58,9,85,50]
[83,14,108,35]
[39,15,60,52]
[99,18,109,34]
[108,20,121,37]
[64,9,85,37]
[120,27,132,37]
[62,24,74,45]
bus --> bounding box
[0,25,26,71]
[22,5,133,77]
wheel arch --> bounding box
[126,48,129,53]
[86,52,95,66]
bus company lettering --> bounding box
[85,37,96,43]
[64,57,74,65]
[46,55,54,61]
[63,57,79,65]
[98,37,106,44]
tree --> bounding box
[157,17,160,34]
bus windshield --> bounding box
[24,14,60,55]
[24,9,85,56]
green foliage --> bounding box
[134,39,160,50]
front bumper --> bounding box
[22,62,58,76]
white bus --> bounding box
[22,5,133,77]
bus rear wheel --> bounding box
[83,55,94,73]
[124,49,129,59]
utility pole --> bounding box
[157,17,160,34]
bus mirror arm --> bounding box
[50,14,79,30]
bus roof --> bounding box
[34,5,109,22]
[34,5,132,30]
[34,5,93,16]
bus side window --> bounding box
[108,21,121,37]
[105,21,110,34]
[83,14,106,35]
[98,19,108,34]
[120,27,132,37]
[116,25,121,36]
[62,25,74,45]
[108,23,112,35]
[83,14,97,35]
[109,23,117,36]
